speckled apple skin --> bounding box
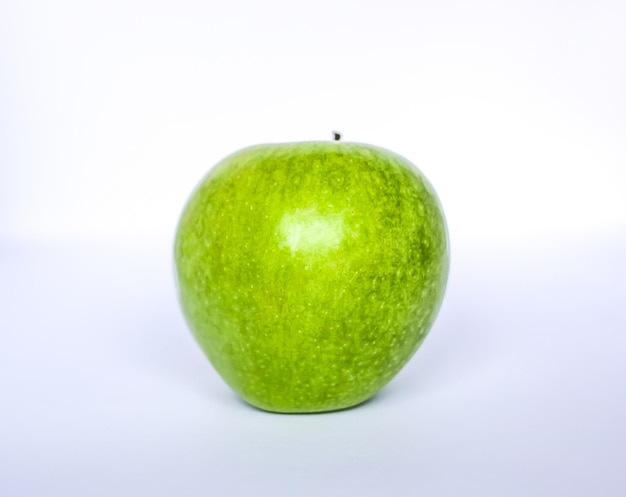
[174,142,449,413]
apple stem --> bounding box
[333,131,342,141]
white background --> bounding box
[1,1,625,496]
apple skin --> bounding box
[174,141,449,413]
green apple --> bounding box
[174,140,449,413]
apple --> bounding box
[174,138,449,413]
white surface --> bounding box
[1,237,625,496]
[2,0,626,495]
